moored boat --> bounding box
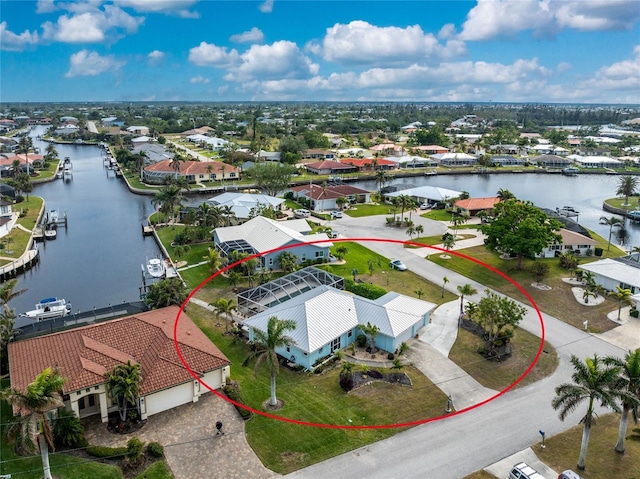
[20,297,72,321]
[146,258,166,278]
[562,167,579,176]
[44,228,57,240]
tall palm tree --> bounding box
[169,156,185,179]
[151,184,184,225]
[243,316,296,406]
[105,360,142,423]
[398,194,412,221]
[457,284,478,316]
[206,246,222,274]
[211,297,237,333]
[609,286,633,321]
[552,354,622,471]
[600,216,623,251]
[604,350,640,453]
[0,278,27,316]
[406,224,416,239]
[18,135,33,174]
[617,176,638,206]
[496,188,515,201]
[375,169,387,199]
[441,276,449,298]
[2,367,65,479]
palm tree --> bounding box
[617,176,638,206]
[398,194,412,222]
[442,232,456,251]
[441,276,449,298]
[151,184,184,225]
[552,354,623,471]
[17,135,33,174]
[335,245,349,260]
[211,297,237,333]
[0,278,26,316]
[604,350,640,453]
[361,322,380,353]
[277,251,299,273]
[169,156,184,179]
[496,188,515,201]
[457,284,478,316]
[600,216,623,251]
[105,360,142,423]
[406,224,416,239]
[414,224,424,238]
[609,286,633,321]
[2,367,65,479]
[336,196,348,211]
[206,247,222,274]
[243,316,296,406]
[375,169,387,199]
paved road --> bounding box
[285,214,630,479]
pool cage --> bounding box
[237,266,344,317]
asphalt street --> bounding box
[284,214,630,479]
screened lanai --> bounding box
[237,266,344,317]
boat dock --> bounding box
[0,248,39,282]
[556,206,580,220]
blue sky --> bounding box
[1,0,639,103]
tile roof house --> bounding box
[305,160,358,175]
[213,216,333,270]
[339,157,397,171]
[454,197,500,216]
[538,229,597,258]
[143,160,240,184]
[244,286,435,370]
[290,183,371,211]
[7,306,230,423]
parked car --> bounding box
[508,462,545,479]
[558,471,583,479]
[330,210,343,219]
[294,209,310,218]
[420,202,432,210]
[389,259,408,271]
[325,229,338,238]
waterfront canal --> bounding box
[12,127,163,324]
[9,127,638,323]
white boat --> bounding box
[44,229,57,240]
[49,209,59,223]
[562,167,579,176]
[20,297,72,321]
[146,258,166,278]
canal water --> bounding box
[11,126,162,324]
[8,126,638,323]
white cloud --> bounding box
[259,0,274,13]
[224,41,319,82]
[41,5,143,43]
[188,42,239,67]
[65,49,125,77]
[0,22,40,51]
[557,61,572,73]
[438,23,456,40]
[35,0,58,14]
[190,75,210,84]
[148,50,164,63]
[230,27,264,44]
[319,21,466,65]
[459,0,640,41]
[115,0,200,18]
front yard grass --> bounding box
[428,237,625,333]
[344,203,394,217]
[15,196,43,230]
[187,304,450,475]
[448,328,558,391]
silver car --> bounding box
[389,259,408,271]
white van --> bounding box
[509,462,545,479]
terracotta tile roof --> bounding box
[339,158,396,167]
[8,306,230,395]
[305,160,355,171]
[454,197,500,211]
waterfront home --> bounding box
[567,155,623,169]
[431,152,477,167]
[244,286,435,370]
[370,143,406,157]
[213,216,333,270]
[305,160,358,175]
[126,125,150,135]
[7,306,230,423]
[385,185,462,205]
[143,159,240,184]
[578,254,640,294]
[532,154,571,168]
[206,192,285,223]
[490,155,526,167]
[410,145,449,155]
[538,229,597,258]
[0,200,17,239]
[386,155,439,169]
[302,149,336,161]
[340,157,397,171]
[131,143,174,163]
[454,197,500,217]
[290,183,371,211]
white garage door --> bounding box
[145,382,193,417]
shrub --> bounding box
[147,441,164,458]
[126,437,145,464]
[344,278,387,300]
[631,308,639,318]
[53,409,88,449]
[87,445,127,458]
[222,385,252,420]
[387,352,395,360]
[356,334,367,347]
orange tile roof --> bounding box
[8,306,230,395]
[144,159,240,176]
[454,197,500,211]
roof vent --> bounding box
[187,331,191,335]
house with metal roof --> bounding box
[213,216,333,270]
[290,183,371,211]
[579,253,640,295]
[206,192,285,223]
[384,185,463,204]
[244,286,435,370]
[7,306,230,423]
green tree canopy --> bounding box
[246,162,294,197]
[105,360,142,423]
[480,199,563,269]
[143,278,189,309]
[410,125,448,147]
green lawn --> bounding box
[135,461,174,479]
[15,195,43,230]
[428,232,626,333]
[344,203,394,217]
[604,195,640,211]
[186,305,450,474]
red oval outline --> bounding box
[173,237,545,429]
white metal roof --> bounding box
[206,192,285,219]
[579,259,640,288]
[386,185,462,201]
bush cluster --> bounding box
[87,445,128,458]
[223,385,252,420]
[344,278,387,300]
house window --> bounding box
[550,245,561,251]
[348,331,352,338]
[301,253,306,261]
[199,174,204,179]
[286,347,290,353]
[315,251,324,258]
[211,174,217,179]
[229,173,236,178]
[269,257,273,265]
[331,337,341,353]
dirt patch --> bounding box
[341,370,412,392]
[280,451,310,469]
[262,398,285,411]
[531,282,552,291]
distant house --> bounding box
[568,155,622,169]
[370,143,405,157]
[431,152,477,167]
[7,306,230,423]
[386,155,439,169]
[101,117,125,127]
[490,155,526,167]
[127,126,150,135]
[305,160,358,175]
[302,149,336,161]
[131,136,152,146]
[186,134,228,150]
[290,183,371,211]
[339,157,396,171]
[54,124,80,136]
[256,151,282,162]
[206,192,285,223]
[579,254,640,294]
[385,185,462,205]
[532,154,570,168]
[244,286,435,370]
[213,216,332,270]
[538,229,597,258]
[131,143,174,164]
[489,144,520,155]
[454,197,500,217]
[0,200,17,238]
[410,145,449,155]
[143,160,240,184]
[576,147,611,157]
